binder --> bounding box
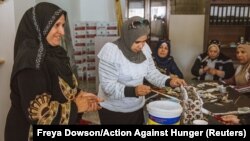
[230,5,236,24]
[214,5,219,24]
[239,6,245,25]
[235,6,240,24]
[218,6,223,24]
[243,6,249,25]
[222,6,227,24]
[226,5,231,24]
[248,6,250,25]
[210,5,215,24]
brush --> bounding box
[151,89,181,102]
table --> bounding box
[191,80,250,125]
[203,86,250,125]
[146,80,250,125]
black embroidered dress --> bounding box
[5,3,80,141]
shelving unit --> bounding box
[204,0,250,61]
[127,0,170,49]
[73,21,118,92]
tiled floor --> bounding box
[82,107,150,125]
[79,80,97,94]
[79,80,100,124]
[82,111,100,125]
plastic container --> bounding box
[146,100,183,125]
[192,119,208,125]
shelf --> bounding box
[211,0,250,4]
[204,0,250,64]
[207,26,247,45]
[209,25,250,27]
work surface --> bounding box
[147,80,250,125]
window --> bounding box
[127,0,170,49]
[128,0,145,18]
[171,0,205,15]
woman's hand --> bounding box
[170,77,187,87]
[203,66,210,73]
[170,74,178,78]
[207,68,217,75]
[220,115,240,125]
[75,91,103,113]
[135,85,151,96]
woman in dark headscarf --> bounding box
[191,40,235,80]
[5,2,102,141]
[153,40,184,78]
[97,16,186,124]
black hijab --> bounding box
[113,16,150,64]
[153,40,172,67]
[11,2,69,83]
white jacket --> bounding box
[98,42,169,112]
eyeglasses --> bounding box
[128,19,150,30]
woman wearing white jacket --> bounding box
[97,16,186,124]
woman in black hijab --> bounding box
[5,2,102,141]
[153,40,184,78]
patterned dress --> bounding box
[5,3,81,141]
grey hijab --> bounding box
[114,16,150,64]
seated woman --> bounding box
[191,40,235,80]
[224,42,250,92]
[153,40,184,78]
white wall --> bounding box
[35,0,126,46]
[36,0,78,30]
[0,0,35,140]
[14,0,35,28]
[0,0,16,140]
[80,0,116,21]
[36,0,126,22]
[169,15,205,80]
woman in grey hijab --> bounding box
[97,16,186,124]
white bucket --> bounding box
[146,100,183,125]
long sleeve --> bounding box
[191,56,203,77]
[169,60,184,78]
[234,68,250,92]
[222,59,235,79]
[224,76,236,85]
[16,69,78,125]
[97,42,164,112]
[98,59,126,100]
[231,75,250,93]
[235,82,250,92]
